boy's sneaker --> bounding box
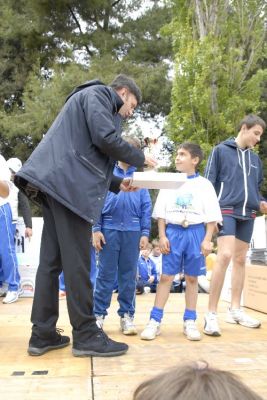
[226,308,261,328]
[28,329,70,356]
[0,284,8,297]
[183,319,201,341]
[120,314,137,335]
[96,315,105,329]
[72,328,128,357]
[140,319,160,340]
[203,312,221,336]
[3,290,21,304]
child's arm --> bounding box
[92,215,105,251]
[201,222,216,256]
[140,236,149,250]
[0,180,9,198]
[140,189,152,249]
[158,218,170,254]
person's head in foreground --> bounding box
[133,361,263,400]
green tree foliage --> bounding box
[258,71,267,198]
[165,0,267,159]
[0,0,173,161]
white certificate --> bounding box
[132,171,187,190]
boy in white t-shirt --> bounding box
[0,155,21,304]
[140,143,222,341]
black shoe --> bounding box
[72,328,128,357]
[28,328,70,356]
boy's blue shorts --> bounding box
[162,223,206,277]
[218,215,254,243]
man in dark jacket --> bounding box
[203,114,267,337]
[15,74,157,357]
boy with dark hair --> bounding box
[204,114,267,336]
[141,143,222,341]
[93,136,152,335]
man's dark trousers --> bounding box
[31,194,98,345]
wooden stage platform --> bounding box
[1,293,267,399]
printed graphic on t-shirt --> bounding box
[175,193,193,209]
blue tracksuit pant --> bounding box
[94,229,140,318]
[0,203,20,291]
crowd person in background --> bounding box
[7,158,33,241]
[204,114,267,336]
[0,156,33,303]
[171,272,186,293]
[141,143,222,342]
[93,136,152,335]
[132,361,264,400]
[0,158,32,304]
[15,74,157,357]
[149,238,162,282]
[0,154,21,304]
[136,243,158,294]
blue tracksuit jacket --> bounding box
[92,164,151,235]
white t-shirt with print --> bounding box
[0,154,12,206]
[153,175,222,225]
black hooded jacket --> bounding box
[15,80,144,224]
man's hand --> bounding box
[25,227,33,241]
[144,154,158,169]
[260,201,267,214]
[159,236,170,254]
[92,231,106,251]
[139,236,148,250]
[148,276,155,284]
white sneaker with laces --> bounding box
[95,315,105,329]
[203,312,221,336]
[3,290,20,304]
[226,308,261,328]
[0,283,8,297]
[120,314,137,335]
[140,319,161,340]
[183,319,201,341]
